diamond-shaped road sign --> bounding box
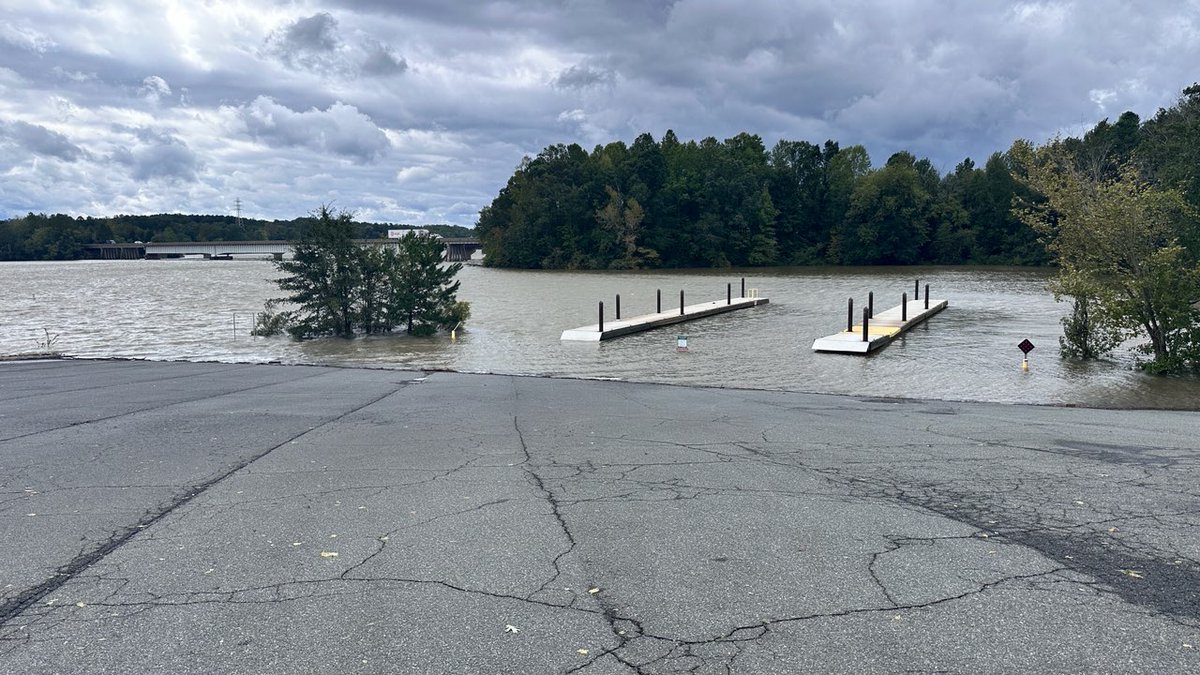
[1018,339,1035,354]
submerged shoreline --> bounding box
[4,354,1197,411]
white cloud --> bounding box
[0,22,56,53]
[139,75,172,104]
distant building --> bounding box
[387,228,440,239]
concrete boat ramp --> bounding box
[4,360,1199,674]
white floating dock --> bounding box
[561,296,770,341]
[811,299,947,354]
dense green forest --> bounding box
[477,85,1200,269]
[0,212,473,261]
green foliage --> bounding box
[1049,271,1122,360]
[834,152,930,264]
[396,232,464,335]
[477,129,1048,269]
[1138,84,1200,207]
[265,206,464,340]
[274,206,362,339]
[251,309,291,337]
[595,186,656,268]
[449,301,471,327]
[1015,142,1200,373]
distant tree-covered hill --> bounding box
[0,212,474,261]
[476,84,1200,269]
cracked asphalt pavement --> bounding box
[1,359,1198,673]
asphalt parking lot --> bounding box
[2,359,1198,673]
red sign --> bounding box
[1018,339,1035,354]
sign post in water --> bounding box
[1018,339,1034,371]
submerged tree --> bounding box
[272,205,362,339]
[395,231,466,335]
[1014,142,1200,372]
[258,205,466,340]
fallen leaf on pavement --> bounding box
[504,625,520,634]
[1120,569,1143,579]
[320,551,339,558]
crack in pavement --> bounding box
[806,462,1200,626]
[0,375,426,628]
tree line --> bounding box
[0,212,474,261]
[476,87,1200,271]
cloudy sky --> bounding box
[2,1,1197,226]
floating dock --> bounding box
[561,295,769,341]
[812,297,947,354]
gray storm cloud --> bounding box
[361,42,408,77]
[1,120,85,161]
[281,13,339,54]
[266,12,407,79]
[553,64,615,90]
[240,96,391,161]
[266,12,343,72]
[111,130,201,183]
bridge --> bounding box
[82,238,482,262]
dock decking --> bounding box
[811,298,947,354]
[561,296,770,341]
